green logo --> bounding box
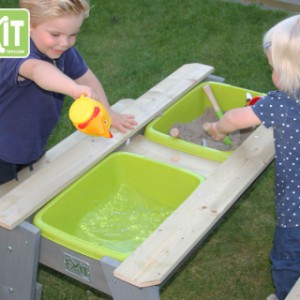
[0,9,29,58]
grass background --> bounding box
[0,0,293,299]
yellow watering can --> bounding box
[69,95,113,138]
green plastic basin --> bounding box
[34,152,204,261]
[145,81,263,162]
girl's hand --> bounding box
[109,110,138,133]
[203,122,226,141]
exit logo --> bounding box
[63,253,91,282]
[0,9,29,58]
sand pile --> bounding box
[171,108,254,151]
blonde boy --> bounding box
[0,0,136,184]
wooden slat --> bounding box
[286,277,300,299]
[121,135,220,178]
[114,125,275,288]
[0,131,85,197]
[0,63,214,230]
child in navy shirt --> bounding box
[204,15,300,300]
[0,0,137,184]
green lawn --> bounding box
[1,0,292,299]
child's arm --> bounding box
[203,106,262,141]
[75,68,137,132]
[19,59,97,99]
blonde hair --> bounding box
[19,0,90,26]
[263,15,300,93]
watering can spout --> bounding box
[107,131,113,138]
[69,96,112,138]
[101,126,113,139]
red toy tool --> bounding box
[246,93,262,106]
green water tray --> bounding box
[34,152,204,261]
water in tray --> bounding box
[76,183,172,254]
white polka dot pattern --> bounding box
[252,91,300,228]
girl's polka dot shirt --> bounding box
[252,90,300,228]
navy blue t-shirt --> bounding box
[0,39,88,164]
[252,91,300,228]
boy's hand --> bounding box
[203,122,226,141]
[109,110,138,133]
[71,84,99,100]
